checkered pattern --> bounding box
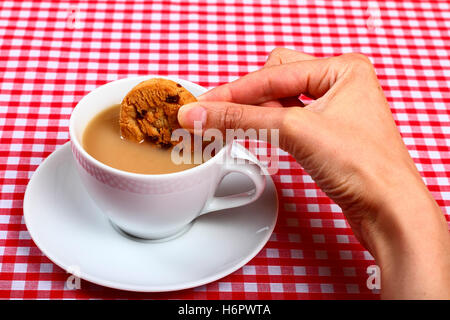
[0,0,449,299]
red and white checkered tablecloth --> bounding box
[0,0,449,300]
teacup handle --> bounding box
[200,142,266,215]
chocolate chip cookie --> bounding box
[119,78,197,147]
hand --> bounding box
[178,48,450,299]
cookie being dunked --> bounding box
[119,78,197,147]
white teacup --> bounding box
[69,76,266,240]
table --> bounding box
[0,0,449,299]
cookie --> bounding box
[119,78,197,147]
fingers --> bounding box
[198,48,318,105]
[178,101,317,156]
[199,48,317,104]
[198,48,317,108]
[264,48,316,67]
[199,53,375,107]
[199,58,337,105]
[178,101,288,134]
[261,49,317,107]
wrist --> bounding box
[361,177,450,298]
[362,184,447,262]
[358,159,446,258]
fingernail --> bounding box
[178,103,207,129]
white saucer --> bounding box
[23,142,278,292]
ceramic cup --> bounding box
[69,76,266,240]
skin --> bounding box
[177,48,450,299]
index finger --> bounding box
[198,53,375,106]
[199,57,337,105]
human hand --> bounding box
[178,48,450,299]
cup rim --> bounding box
[69,75,222,181]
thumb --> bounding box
[177,101,287,136]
